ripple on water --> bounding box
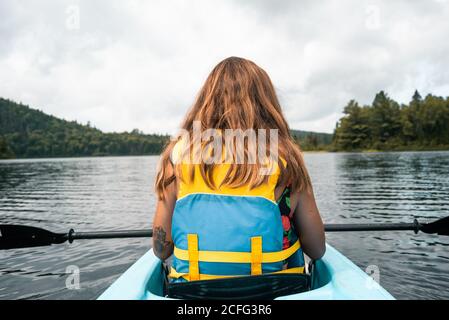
[1,152,449,299]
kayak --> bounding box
[98,244,395,300]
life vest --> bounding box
[169,142,305,282]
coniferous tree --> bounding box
[334,91,449,151]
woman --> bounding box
[153,57,325,282]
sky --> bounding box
[1,0,449,134]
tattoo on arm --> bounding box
[153,226,174,258]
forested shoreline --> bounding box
[0,98,169,159]
[333,91,449,151]
[1,91,448,160]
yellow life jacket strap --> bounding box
[251,236,262,275]
[187,234,199,281]
[169,266,305,281]
[174,238,301,264]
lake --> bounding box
[1,152,448,299]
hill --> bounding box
[0,98,331,159]
[0,98,169,159]
[290,129,333,150]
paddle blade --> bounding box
[0,225,67,250]
[420,216,449,236]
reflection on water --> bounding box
[1,152,448,299]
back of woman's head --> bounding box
[156,56,311,199]
[183,56,289,134]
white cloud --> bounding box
[1,0,449,134]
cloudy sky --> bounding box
[1,0,449,134]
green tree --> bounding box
[333,90,449,151]
[334,100,370,150]
[369,91,401,147]
[0,135,15,158]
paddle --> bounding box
[1,216,448,250]
[0,225,152,250]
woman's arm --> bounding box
[291,186,326,260]
[152,164,177,260]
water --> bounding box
[1,152,448,299]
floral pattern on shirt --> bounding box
[277,185,298,255]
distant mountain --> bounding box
[0,98,169,159]
[290,129,333,148]
[0,98,331,159]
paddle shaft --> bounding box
[67,220,420,240]
[67,221,420,241]
[66,229,153,241]
[325,222,420,233]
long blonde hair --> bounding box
[155,57,311,199]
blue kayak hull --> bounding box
[98,244,395,300]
